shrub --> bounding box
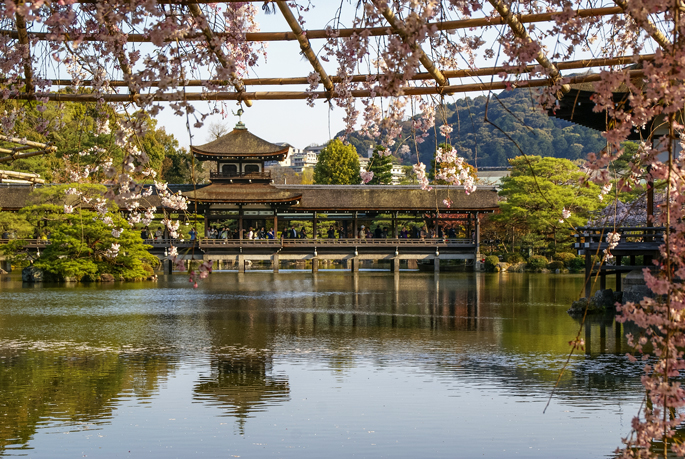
[484,255,500,272]
[553,252,577,267]
[504,252,523,264]
[568,256,585,273]
[527,255,548,271]
[547,261,565,271]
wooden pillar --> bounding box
[474,212,481,255]
[584,250,593,298]
[273,210,278,238]
[238,255,245,273]
[312,257,319,273]
[391,257,400,273]
[238,207,244,240]
[600,322,607,352]
[434,256,440,274]
[615,321,622,354]
[467,213,472,240]
[272,253,279,273]
[351,257,359,272]
[313,212,318,240]
[353,212,358,239]
[392,212,398,238]
[600,271,606,290]
[585,323,592,356]
[616,256,623,291]
[204,214,209,237]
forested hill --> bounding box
[338,89,606,168]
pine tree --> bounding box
[367,146,393,184]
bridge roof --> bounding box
[184,184,499,213]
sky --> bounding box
[156,4,351,151]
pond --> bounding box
[0,271,642,458]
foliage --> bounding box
[553,252,578,267]
[526,255,548,271]
[495,156,604,252]
[0,211,33,237]
[547,260,565,271]
[484,255,500,272]
[339,89,606,167]
[366,146,393,185]
[27,206,157,281]
[160,145,205,184]
[504,252,523,264]
[313,139,361,185]
[568,256,585,274]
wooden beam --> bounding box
[613,0,672,50]
[276,0,334,95]
[376,4,448,87]
[14,1,33,94]
[7,69,645,103]
[186,3,252,107]
[488,0,569,95]
[0,7,624,44]
[9,54,653,89]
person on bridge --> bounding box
[247,227,254,240]
[267,228,275,239]
[189,228,197,241]
[155,228,163,240]
[140,227,149,240]
[299,227,307,239]
[374,226,383,239]
[327,226,336,239]
[359,225,366,239]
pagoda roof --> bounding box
[191,124,290,160]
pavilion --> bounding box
[183,122,499,241]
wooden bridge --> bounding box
[574,226,664,297]
[0,236,481,274]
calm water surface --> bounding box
[0,271,642,458]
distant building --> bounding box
[264,143,300,168]
[291,150,319,172]
[303,144,326,156]
[476,167,511,187]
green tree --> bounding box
[367,146,393,184]
[313,139,361,185]
[495,156,603,253]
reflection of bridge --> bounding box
[1,236,480,274]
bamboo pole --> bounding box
[276,1,333,96]
[0,149,55,164]
[488,0,569,95]
[0,135,54,150]
[186,3,252,107]
[377,4,448,87]
[0,169,45,183]
[7,70,646,103]
[613,0,672,49]
[4,53,651,88]
[0,7,624,44]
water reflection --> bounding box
[0,272,645,458]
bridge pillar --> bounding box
[163,259,172,274]
[238,255,245,273]
[312,257,319,273]
[434,257,440,274]
[272,253,279,273]
[391,257,400,273]
[351,257,359,272]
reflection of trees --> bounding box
[193,351,289,433]
[0,349,174,454]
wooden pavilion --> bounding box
[183,122,499,241]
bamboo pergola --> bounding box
[0,2,659,104]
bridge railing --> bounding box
[573,226,666,249]
[0,238,50,247]
[199,237,473,247]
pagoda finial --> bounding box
[232,106,246,130]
